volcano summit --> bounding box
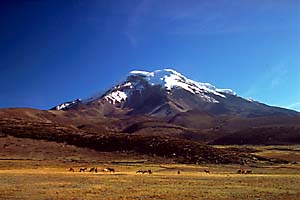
[54,69,298,118]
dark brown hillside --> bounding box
[168,110,217,129]
[219,115,300,132]
[210,126,300,145]
[0,114,260,164]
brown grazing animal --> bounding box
[89,167,95,172]
[144,170,152,174]
[103,168,115,173]
[79,167,87,172]
[69,168,75,172]
[237,169,252,174]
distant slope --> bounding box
[210,126,300,145]
[0,109,253,164]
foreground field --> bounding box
[1,137,300,199]
[0,161,300,200]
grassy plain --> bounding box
[1,137,300,200]
[0,161,300,200]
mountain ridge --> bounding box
[52,69,299,118]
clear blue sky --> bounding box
[1,0,300,111]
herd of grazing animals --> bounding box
[237,169,252,174]
[68,167,254,175]
[136,170,152,174]
[69,167,113,173]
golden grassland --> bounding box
[214,145,300,162]
[1,137,300,200]
[0,161,300,200]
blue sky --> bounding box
[0,0,300,111]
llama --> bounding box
[103,168,115,173]
[79,167,87,172]
[136,170,152,174]
[143,170,152,174]
[89,167,95,172]
[69,168,75,172]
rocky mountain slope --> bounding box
[54,69,298,119]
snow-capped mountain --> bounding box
[52,69,298,118]
[103,69,236,105]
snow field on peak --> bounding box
[130,69,234,99]
[104,69,238,104]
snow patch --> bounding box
[104,90,128,104]
[56,103,72,110]
[216,89,237,96]
[246,97,254,102]
[130,70,150,76]
[55,99,81,110]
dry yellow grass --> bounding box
[1,138,300,200]
[0,162,300,200]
